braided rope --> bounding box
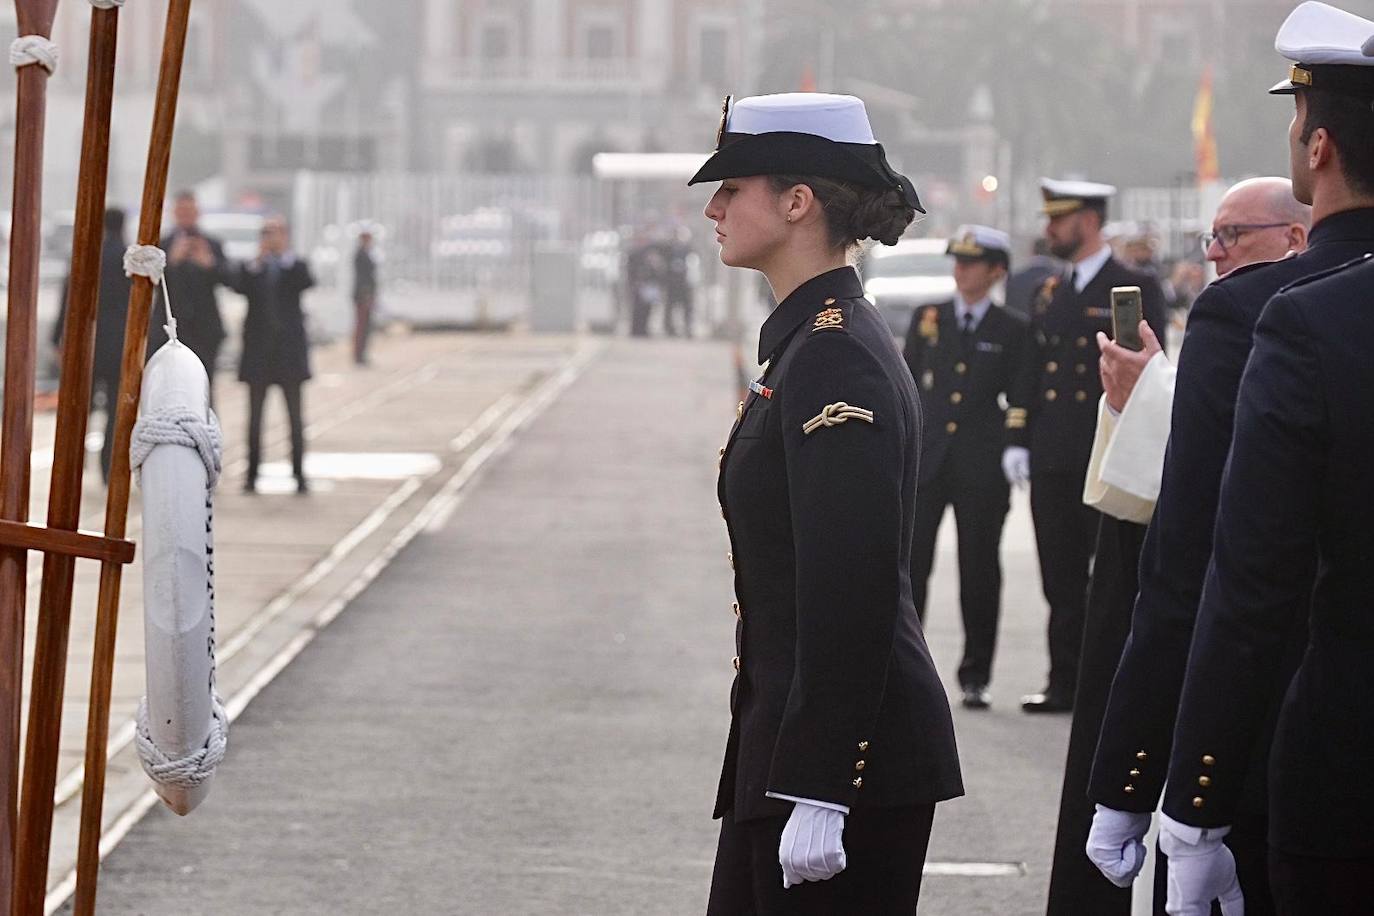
[802,402,875,436]
[10,36,58,73]
[130,406,222,486]
[89,0,127,7]
[135,694,228,789]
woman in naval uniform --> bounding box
[691,93,963,914]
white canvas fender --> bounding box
[132,339,226,815]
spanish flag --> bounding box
[1192,64,1220,184]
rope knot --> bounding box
[89,0,127,8]
[123,244,167,285]
[135,694,228,789]
[10,36,58,74]
[131,407,223,488]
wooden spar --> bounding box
[0,0,61,908]
[73,2,193,910]
[12,4,123,911]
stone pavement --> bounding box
[18,327,591,902]
[56,336,1076,915]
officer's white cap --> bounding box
[948,225,1012,260]
[1040,178,1117,217]
[1270,2,1374,95]
[725,93,877,144]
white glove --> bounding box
[1001,446,1030,489]
[779,801,847,889]
[1159,814,1244,916]
[1086,805,1152,887]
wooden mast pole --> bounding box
[0,1,61,909]
[73,2,192,911]
[12,3,122,911]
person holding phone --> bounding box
[693,92,963,914]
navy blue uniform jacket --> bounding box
[714,266,963,822]
[1090,208,1374,817]
[1163,253,1374,857]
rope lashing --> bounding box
[134,694,228,789]
[124,243,180,342]
[88,0,128,8]
[802,402,875,436]
[10,36,58,74]
[130,407,223,488]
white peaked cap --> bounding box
[1276,1,1374,64]
[726,93,878,145]
[948,224,1012,257]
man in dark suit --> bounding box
[903,225,1027,709]
[1003,179,1166,714]
[148,190,228,405]
[229,216,316,494]
[1091,8,1374,912]
[52,207,132,484]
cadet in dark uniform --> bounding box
[1003,179,1166,713]
[903,225,1027,709]
[1090,7,1374,914]
[1161,253,1374,914]
[689,92,963,914]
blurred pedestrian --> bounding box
[352,228,378,366]
[230,216,315,494]
[664,228,695,338]
[1003,178,1167,717]
[148,190,228,405]
[52,206,131,484]
[693,92,962,914]
[903,225,1027,710]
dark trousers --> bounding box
[92,370,121,484]
[246,380,305,482]
[910,466,1010,688]
[191,340,221,412]
[1269,849,1374,915]
[1046,517,1147,915]
[707,804,936,915]
[353,295,374,365]
[1029,470,1101,696]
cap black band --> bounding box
[688,131,924,213]
[1271,63,1374,98]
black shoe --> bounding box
[243,478,257,495]
[295,476,309,495]
[961,685,992,710]
[1021,690,1074,714]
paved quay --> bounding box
[61,336,1071,915]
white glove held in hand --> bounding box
[779,802,847,889]
[1086,805,1152,887]
[1001,446,1030,488]
[1159,814,1244,916]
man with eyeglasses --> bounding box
[1201,177,1312,278]
[1084,3,1374,913]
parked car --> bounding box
[198,211,265,263]
[859,238,956,337]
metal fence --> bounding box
[291,172,621,331]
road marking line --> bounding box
[923,861,1027,877]
[44,340,603,914]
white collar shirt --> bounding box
[1072,244,1113,292]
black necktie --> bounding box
[961,312,975,351]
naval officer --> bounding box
[903,225,1028,710]
[1003,179,1167,714]
[691,92,963,914]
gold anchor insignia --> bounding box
[813,307,845,331]
[715,94,732,150]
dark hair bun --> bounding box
[850,189,915,246]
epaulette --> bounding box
[1276,251,1373,294]
[1212,251,1295,285]
[809,298,853,334]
